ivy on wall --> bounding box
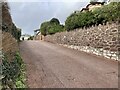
[2,23,21,42]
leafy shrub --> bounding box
[50,18,60,25]
[40,18,65,36]
[11,24,21,42]
[0,52,26,89]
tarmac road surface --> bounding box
[20,41,118,88]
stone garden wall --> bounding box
[45,22,120,61]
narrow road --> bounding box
[20,41,118,88]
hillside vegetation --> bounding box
[65,2,120,31]
[40,18,65,36]
[40,2,120,35]
[0,2,26,89]
[2,2,21,41]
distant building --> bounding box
[80,2,105,12]
[34,29,44,40]
[20,34,31,40]
[87,2,105,11]
[34,29,40,35]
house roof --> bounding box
[80,2,105,12]
[34,29,40,32]
[86,2,105,8]
[80,8,89,12]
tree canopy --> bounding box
[40,18,64,36]
[50,18,60,25]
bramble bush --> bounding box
[0,52,27,89]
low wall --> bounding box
[45,22,120,61]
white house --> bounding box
[20,34,31,41]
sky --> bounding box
[8,0,90,35]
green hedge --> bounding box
[0,52,27,89]
[11,24,21,42]
[65,2,120,31]
[40,18,65,36]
